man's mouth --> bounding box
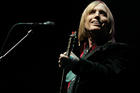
[91,20,101,26]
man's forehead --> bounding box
[94,3,107,12]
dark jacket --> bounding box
[67,42,129,93]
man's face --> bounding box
[85,3,108,32]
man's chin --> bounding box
[89,27,101,31]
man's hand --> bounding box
[58,52,69,68]
[58,52,79,68]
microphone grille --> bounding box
[43,21,55,25]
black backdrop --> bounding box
[0,0,137,93]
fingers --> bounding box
[58,60,62,68]
[63,52,67,55]
[58,57,61,68]
[58,53,68,68]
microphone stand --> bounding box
[0,29,32,61]
[0,21,54,61]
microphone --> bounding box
[17,21,55,26]
[0,21,55,61]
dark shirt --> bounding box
[66,42,129,93]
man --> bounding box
[59,0,129,93]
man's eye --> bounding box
[89,10,95,14]
[100,11,107,17]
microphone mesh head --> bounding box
[43,21,55,25]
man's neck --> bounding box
[88,37,95,48]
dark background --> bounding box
[0,0,137,93]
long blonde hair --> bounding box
[78,0,115,46]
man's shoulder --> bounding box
[84,42,128,59]
[103,42,128,51]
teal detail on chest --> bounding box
[66,70,76,82]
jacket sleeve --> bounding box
[71,44,128,80]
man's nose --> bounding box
[94,11,100,19]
